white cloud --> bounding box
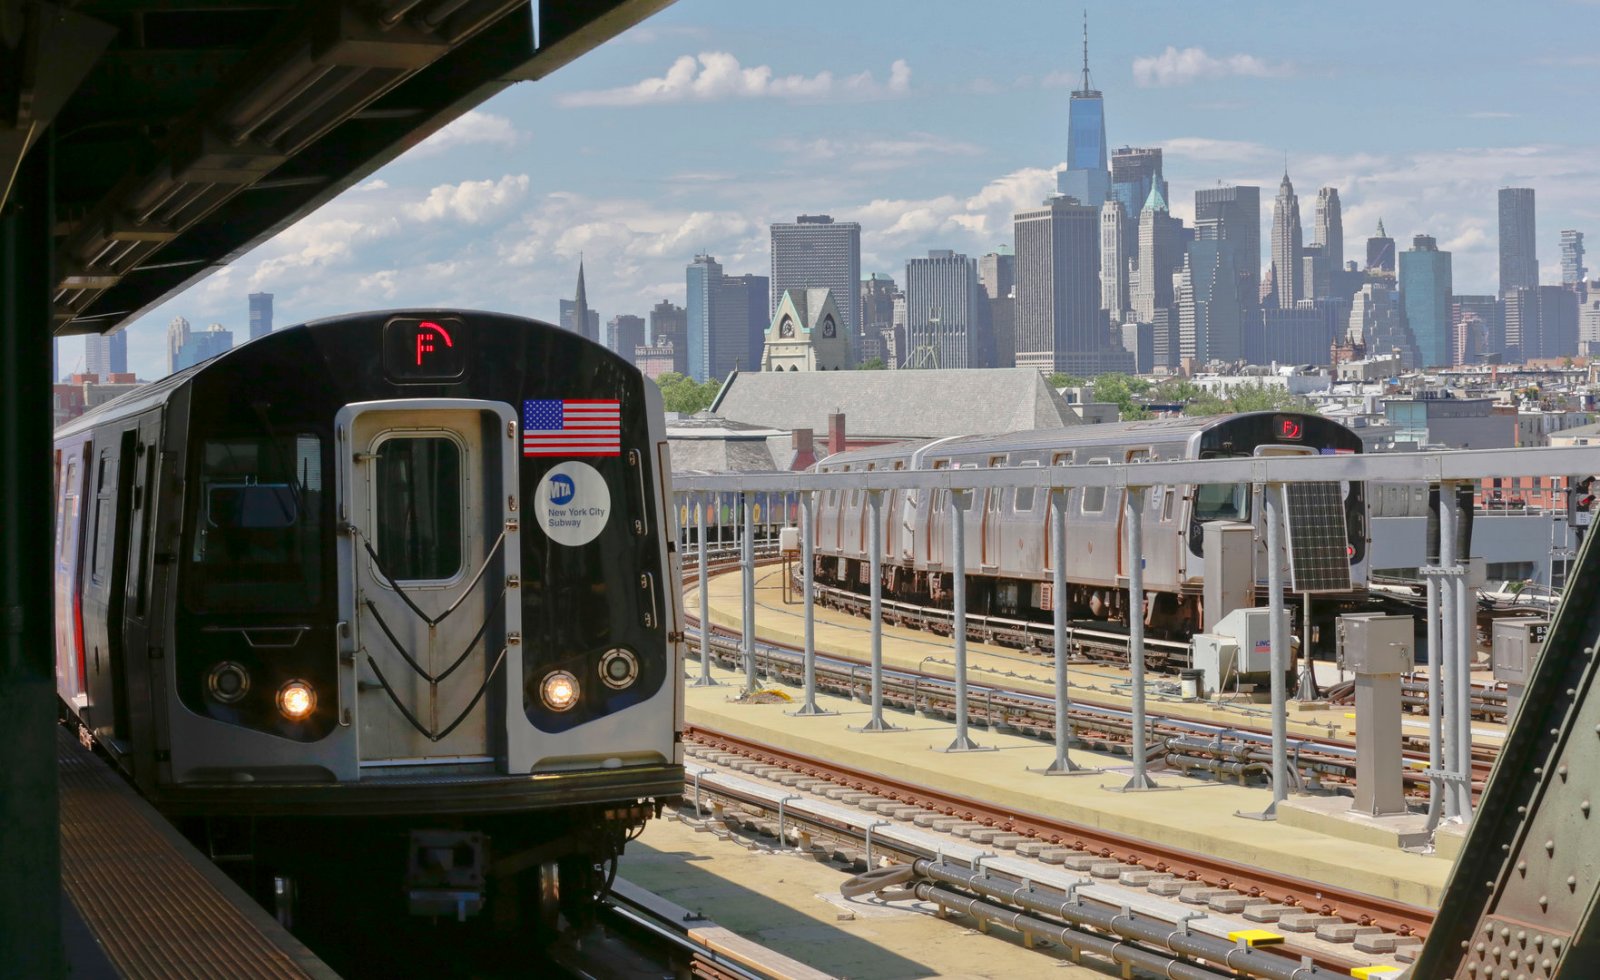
[557,52,911,107]
[1132,47,1292,88]
[1160,137,1274,163]
[771,132,983,172]
[357,179,389,192]
[407,175,530,223]
[408,111,521,157]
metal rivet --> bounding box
[1539,895,1549,910]
[1518,859,1529,875]
[1493,945,1504,959]
[1545,840,1555,855]
[1559,764,1569,780]
[1553,938,1563,952]
[1477,942,1488,953]
[1518,806,1528,815]
[1568,875,1577,890]
[1582,800,1590,816]
[1518,930,1528,946]
[1502,928,1512,941]
[1533,935,1545,950]
[1543,960,1553,971]
[1534,767,1544,775]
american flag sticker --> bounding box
[522,399,622,457]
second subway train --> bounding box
[810,412,1368,653]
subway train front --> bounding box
[51,310,684,931]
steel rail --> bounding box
[686,723,1437,941]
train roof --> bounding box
[816,411,1351,469]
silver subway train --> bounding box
[811,412,1368,651]
[52,310,683,930]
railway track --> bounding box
[681,556,1498,804]
[682,724,1430,977]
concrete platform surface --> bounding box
[683,662,1453,911]
[625,812,1123,978]
[689,566,1506,753]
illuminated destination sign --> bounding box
[383,316,465,382]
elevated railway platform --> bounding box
[57,728,335,979]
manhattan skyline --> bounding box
[70,0,1600,381]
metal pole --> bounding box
[1423,513,1443,829]
[741,491,757,695]
[860,490,897,732]
[1121,487,1157,790]
[793,490,828,715]
[1447,485,1475,822]
[1037,489,1088,774]
[1267,483,1288,812]
[1439,484,1460,820]
[693,493,719,687]
[944,490,984,751]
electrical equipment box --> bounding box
[1336,613,1414,675]
[1190,633,1238,697]
[1492,618,1547,686]
[1202,521,1255,631]
[1213,607,1275,673]
[778,526,800,553]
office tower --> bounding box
[1313,187,1343,272]
[1346,285,1418,368]
[861,273,898,335]
[1252,300,1344,366]
[1504,287,1540,362]
[1453,295,1503,361]
[606,314,645,365]
[1109,147,1165,224]
[1177,239,1242,364]
[176,323,234,371]
[1013,196,1104,373]
[1056,18,1109,207]
[1300,244,1329,302]
[1365,218,1396,273]
[905,250,987,369]
[1539,284,1579,359]
[686,254,769,381]
[1561,230,1586,286]
[649,299,688,374]
[1581,292,1600,355]
[976,251,1013,302]
[1454,311,1486,366]
[1132,185,1182,323]
[1195,185,1262,314]
[1498,188,1538,296]
[1099,200,1129,320]
[166,315,191,374]
[686,254,721,381]
[1399,235,1454,366]
[248,292,273,340]
[770,214,861,363]
[84,330,128,380]
[1270,171,1303,307]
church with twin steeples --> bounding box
[759,288,849,371]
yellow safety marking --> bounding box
[1351,967,1404,979]
[1344,712,1356,719]
[1228,929,1284,947]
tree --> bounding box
[654,372,723,414]
[1090,372,1152,419]
[1047,372,1087,389]
[856,357,887,370]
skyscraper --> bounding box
[1504,287,1540,362]
[1346,285,1418,369]
[1132,184,1181,323]
[649,299,687,374]
[84,330,128,380]
[1453,295,1503,361]
[1056,17,1109,207]
[248,292,273,340]
[1177,239,1242,364]
[1013,196,1105,374]
[561,258,596,342]
[905,250,987,369]
[770,215,861,363]
[1561,229,1586,286]
[976,253,1014,368]
[606,314,645,364]
[1109,147,1165,224]
[1498,187,1538,296]
[1194,185,1261,314]
[685,254,769,381]
[1270,172,1303,308]
[1313,187,1343,272]
[175,323,234,371]
[1539,284,1579,359]
[1365,219,1396,273]
[1398,234,1454,366]
[1099,199,1129,319]
[166,315,191,374]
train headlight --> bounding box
[541,670,580,712]
[277,680,316,720]
[599,648,638,690]
[208,662,251,704]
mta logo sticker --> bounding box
[535,462,610,547]
[549,474,576,506]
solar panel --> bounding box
[1283,482,1353,593]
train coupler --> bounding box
[405,829,486,921]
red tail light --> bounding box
[73,589,87,693]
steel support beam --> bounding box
[692,493,717,688]
[0,135,60,978]
[791,490,829,716]
[943,490,984,751]
[740,491,756,695]
[1035,489,1091,775]
[1116,488,1158,791]
[859,490,898,733]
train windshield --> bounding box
[1193,482,1250,522]
[186,434,324,610]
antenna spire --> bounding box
[1081,10,1091,92]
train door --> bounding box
[1080,457,1111,584]
[117,415,163,766]
[343,402,516,767]
[55,442,90,712]
[83,443,125,741]
[981,454,1006,569]
[1042,451,1073,583]
[1116,449,1151,578]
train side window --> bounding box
[1161,487,1175,522]
[91,453,113,585]
[1014,462,1039,512]
[374,436,464,582]
[1051,451,1073,466]
[57,458,78,559]
[1081,458,1110,513]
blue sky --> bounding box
[79,0,1600,380]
